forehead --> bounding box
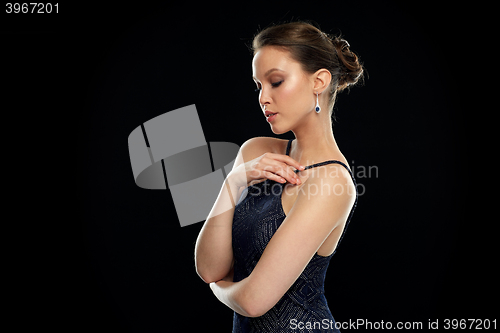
[252,46,301,78]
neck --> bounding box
[290,110,340,167]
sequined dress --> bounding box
[231,139,358,333]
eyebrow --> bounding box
[253,68,284,80]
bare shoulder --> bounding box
[298,162,356,201]
[239,136,288,163]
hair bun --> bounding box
[331,37,364,92]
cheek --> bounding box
[278,79,312,110]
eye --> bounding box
[254,83,262,93]
[271,80,283,88]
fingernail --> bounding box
[300,165,305,170]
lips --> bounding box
[265,111,278,123]
[264,110,277,118]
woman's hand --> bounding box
[227,152,305,188]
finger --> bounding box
[263,162,301,185]
[262,170,286,184]
[276,163,302,185]
[258,153,303,184]
[270,153,305,172]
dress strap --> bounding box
[302,160,351,173]
[285,139,293,156]
[297,160,355,181]
[286,139,354,180]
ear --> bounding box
[312,68,332,93]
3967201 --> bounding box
[443,319,497,330]
[5,3,59,14]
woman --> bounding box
[195,21,363,332]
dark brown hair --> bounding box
[252,21,364,112]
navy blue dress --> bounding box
[231,139,358,332]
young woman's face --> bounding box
[252,46,316,134]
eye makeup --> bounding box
[254,80,283,92]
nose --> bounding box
[259,87,271,110]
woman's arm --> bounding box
[210,277,254,316]
[195,137,304,284]
[209,164,356,317]
[194,140,249,283]
[194,138,267,283]
[194,175,239,283]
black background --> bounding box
[2,2,495,332]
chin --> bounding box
[270,119,293,135]
[270,126,288,135]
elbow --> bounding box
[194,252,232,284]
[197,272,219,284]
[240,298,269,318]
[242,304,267,318]
[195,263,226,284]
[195,266,218,284]
[195,256,214,283]
[237,283,272,318]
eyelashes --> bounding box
[271,80,283,88]
[254,80,283,93]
